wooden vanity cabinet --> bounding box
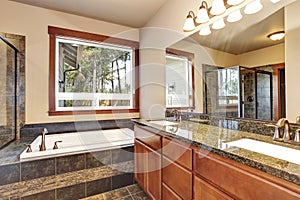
[134,126,162,200]
[134,124,300,200]
[194,149,300,200]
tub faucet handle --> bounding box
[53,140,62,150]
[24,144,32,153]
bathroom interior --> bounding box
[0,0,299,199]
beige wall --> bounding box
[238,43,285,67]
[285,1,300,122]
[0,1,139,124]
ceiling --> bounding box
[10,0,168,28]
[190,8,284,55]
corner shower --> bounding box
[204,66,273,120]
[0,34,21,148]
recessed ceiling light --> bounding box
[267,31,285,41]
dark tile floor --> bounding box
[82,184,149,200]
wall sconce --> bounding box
[267,31,285,41]
[183,0,280,35]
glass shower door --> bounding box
[0,35,18,148]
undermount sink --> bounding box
[225,138,300,165]
[148,120,178,126]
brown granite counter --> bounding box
[133,119,300,186]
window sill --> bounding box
[48,109,139,116]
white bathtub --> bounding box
[20,128,134,161]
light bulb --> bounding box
[199,26,212,36]
[212,18,226,30]
[244,0,263,15]
[227,9,243,23]
[196,3,209,24]
[183,12,195,31]
[210,0,226,15]
[227,0,244,5]
[270,0,280,3]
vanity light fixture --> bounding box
[244,0,263,15]
[212,18,226,29]
[268,31,285,41]
[210,0,227,15]
[227,9,243,23]
[183,0,265,35]
[199,26,212,36]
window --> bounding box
[165,49,194,109]
[48,26,139,115]
[217,67,239,106]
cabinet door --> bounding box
[162,183,182,200]
[145,144,162,200]
[194,176,233,200]
[162,157,192,200]
[134,139,146,188]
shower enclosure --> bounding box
[204,66,273,120]
[0,34,20,148]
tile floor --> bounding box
[82,184,149,200]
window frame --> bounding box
[165,48,195,110]
[48,26,139,116]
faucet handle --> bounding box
[24,144,32,153]
[53,140,62,150]
[294,129,300,143]
[273,125,283,141]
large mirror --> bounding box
[167,2,287,122]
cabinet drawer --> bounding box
[162,137,192,170]
[162,183,182,200]
[194,176,233,200]
[163,157,192,200]
[194,150,300,200]
[135,125,161,151]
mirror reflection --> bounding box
[168,7,285,121]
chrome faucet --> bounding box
[39,128,48,151]
[276,118,292,141]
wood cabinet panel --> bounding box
[162,183,182,200]
[162,157,192,200]
[194,176,233,200]
[194,151,300,200]
[162,137,192,170]
[134,139,145,188]
[135,125,161,151]
[134,139,161,200]
[145,144,161,200]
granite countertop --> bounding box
[133,119,300,186]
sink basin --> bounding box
[148,120,178,126]
[225,138,300,165]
